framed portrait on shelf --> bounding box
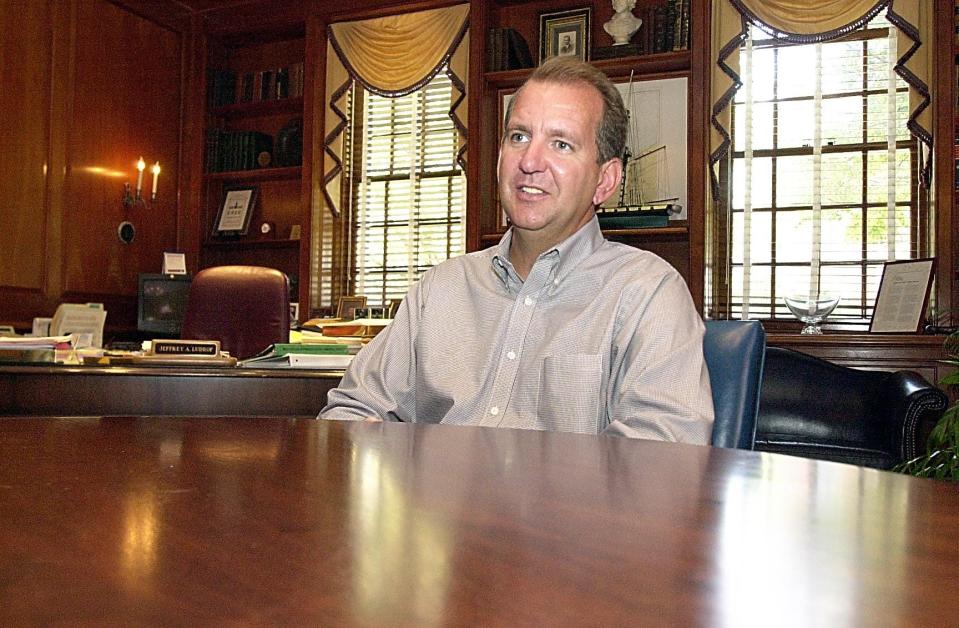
[539,7,591,63]
[213,186,257,237]
[869,258,935,333]
[336,295,367,320]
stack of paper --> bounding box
[51,303,107,348]
[0,334,77,364]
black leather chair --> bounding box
[181,265,290,360]
[755,347,948,469]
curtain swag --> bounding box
[323,4,470,217]
[709,0,932,199]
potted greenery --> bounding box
[894,331,959,481]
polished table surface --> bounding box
[2,417,959,626]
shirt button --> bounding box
[524,296,533,306]
[489,406,500,416]
[507,350,516,360]
[553,279,559,286]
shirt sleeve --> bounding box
[317,278,427,423]
[602,268,715,444]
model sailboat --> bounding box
[598,72,682,229]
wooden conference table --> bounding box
[2,417,958,626]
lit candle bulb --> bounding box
[151,162,161,199]
[136,157,145,195]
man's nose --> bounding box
[518,139,546,174]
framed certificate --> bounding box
[869,259,935,333]
[214,186,257,236]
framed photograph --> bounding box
[336,295,367,320]
[540,7,591,63]
[289,302,299,328]
[213,186,257,236]
[869,258,935,333]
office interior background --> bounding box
[0,0,954,371]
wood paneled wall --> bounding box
[0,0,185,333]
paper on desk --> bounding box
[50,304,106,348]
[0,334,77,349]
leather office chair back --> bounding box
[704,320,766,450]
[181,265,290,360]
[756,347,948,469]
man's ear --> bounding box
[593,158,624,207]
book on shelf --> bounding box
[207,69,236,108]
[664,0,676,52]
[487,28,533,72]
[238,72,255,103]
[214,62,302,108]
[205,130,274,173]
[289,62,304,98]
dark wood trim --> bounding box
[0,365,341,418]
[933,0,957,324]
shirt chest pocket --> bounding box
[537,354,604,434]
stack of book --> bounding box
[205,130,274,173]
[240,341,360,369]
[207,62,305,109]
[235,62,305,104]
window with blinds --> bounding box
[718,15,927,327]
[345,70,465,308]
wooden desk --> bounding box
[0,365,342,417]
[1,417,957,625]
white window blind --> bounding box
[725,15,923,326]
[348,71,465,307]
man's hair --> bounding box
[504,56,628,165]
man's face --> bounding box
[498,80,620,247]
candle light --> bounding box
[151,162,161,198]
[136,157,145,195]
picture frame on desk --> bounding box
[213,185,257,237]
[336,296,367,320]
[869,258,935,333]
[540,7,591,63]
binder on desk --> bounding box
[239,353,353,369]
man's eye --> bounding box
[555,140,572,151]
[509,132,529,143]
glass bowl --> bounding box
[783,295,840,335]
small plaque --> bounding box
[150,339,221,357]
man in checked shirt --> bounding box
[320,56,714,442]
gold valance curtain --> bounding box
[709,0,933,198]
[322,3,470,217]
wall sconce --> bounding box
[122,156,161,209]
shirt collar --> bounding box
[490,215,604,290]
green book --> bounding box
[271,343,356,356]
